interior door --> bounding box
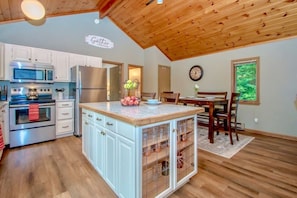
[109,66,121,101]
[158,65,171,97]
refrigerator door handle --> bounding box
[78,70,82,96]
[78,70,82,89]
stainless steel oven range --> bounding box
[9,86,56,148]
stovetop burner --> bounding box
[9,99,56,105]
[9,86,55,106]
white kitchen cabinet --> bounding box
[95,125,105,176]
[82,108,197,198]
[32,48,52,64]
[86,56,102,67]
[0,43,5,80]
[117,135,135,198]
[69,53,102,67]
[104,128,117,191]
[80,102,200,198]
[7,44,52,64]
[56,101,74,138]
[51,51,70,82]
[69,53,86,67]
[0,102,9,145]
[83,110,136,197]
[82,109,92,158]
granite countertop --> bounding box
[0,101,8,108]
[55,98,75,102]
[80,101,204,126]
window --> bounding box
[231,57,260,105]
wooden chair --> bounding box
[215,92,241,145]
[196,91,228,125]
[159,92,180,105]
[141,92,156,101]
[197,91,228,100]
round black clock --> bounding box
[189,65,203,81]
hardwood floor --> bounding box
[0,133,296,198]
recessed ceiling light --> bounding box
[21,0,45,20]
[157,0,163,4]
[94,19,100,24]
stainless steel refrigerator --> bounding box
[70,65,107,136]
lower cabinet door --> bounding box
[95,126,105,176]
[82,117,89,157]
[105,130,117,191]
[117,136,135,198]
[89,123,96,166]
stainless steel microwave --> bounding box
[10,61,54,83]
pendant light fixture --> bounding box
[21,0,45,20]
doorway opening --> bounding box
[103,60,124,101]
[128,64,143,97]
[158,65,171,97]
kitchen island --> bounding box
[79,101,204,198]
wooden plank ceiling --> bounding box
[1,0,297,61]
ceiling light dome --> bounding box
[21,0,45,20]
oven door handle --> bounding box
[9,103,56,108]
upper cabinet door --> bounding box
[32,48,52,64]
[69,53,86,67]
[10,45,32,62]
[52,51,70,82]
[9,44,52,64]
[86,56,102,68]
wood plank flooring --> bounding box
[0,133,296,198]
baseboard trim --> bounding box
[243,128,297,141]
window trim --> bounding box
[231,56,260,105]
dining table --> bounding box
[179,96,228,143]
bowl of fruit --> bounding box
[120,96,140,106]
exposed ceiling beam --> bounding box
[98,0,123,19]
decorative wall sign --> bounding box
[85,35,114,49]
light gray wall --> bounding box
[171,37,297,137]
[0,12,144,78]
[143,46,171,93]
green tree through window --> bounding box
[231,57,260,105]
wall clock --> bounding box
[189,65,203,81]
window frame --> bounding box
[231,56,260,105]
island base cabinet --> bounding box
[81,108,197,198]
[104,130,117,192]
[117,136,136,198]
[141,116,197,198]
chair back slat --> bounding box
[229,92,241,116]
[141,92,156,101]
[159,92,180,105]
[197,91,227,99]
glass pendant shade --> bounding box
[21,0,45,20]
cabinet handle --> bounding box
[96,118,102,121]
[62,126,69,128]
[85,121,88,125]
[172,129,176,133]
[88,114,93,118]
[82,112,86,115]
[62,113,69,115]
[100,131,106,135]
[106,122,113,126]
[62,104,70,107]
